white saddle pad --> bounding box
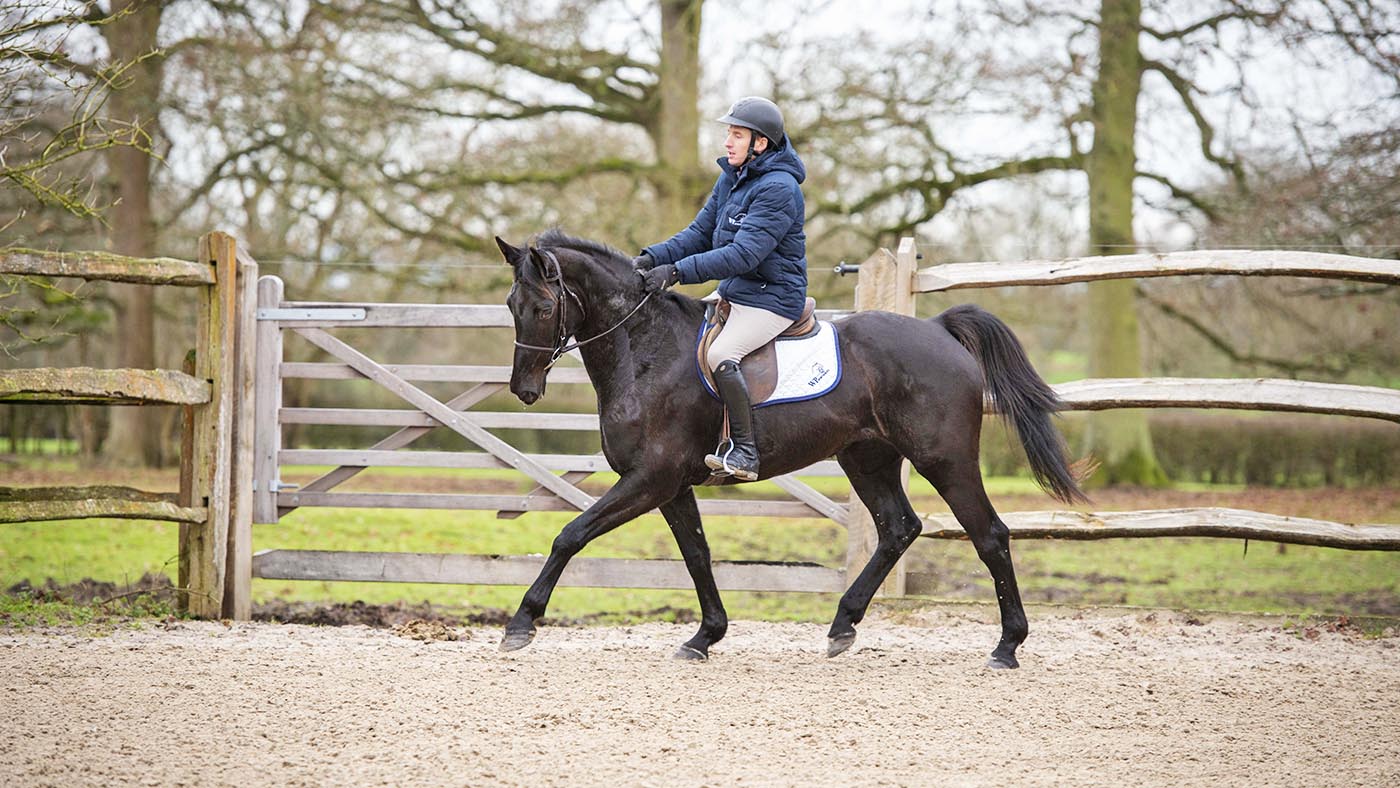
[700,320,842,407]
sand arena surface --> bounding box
[2,608,1397,787]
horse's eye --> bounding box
[536,305,554,319]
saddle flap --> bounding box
[697,323,779,403]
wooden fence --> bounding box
[0,232,258,618]
[5,233,1398,620]
[855,239,1400,594]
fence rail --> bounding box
[252,550,847,593]
[915,249,1400,292]
[0,485,206,524]
[920,508,1400,550]
[1051,378,1400,423]
[0,368,211,406]
[0,248,215,285]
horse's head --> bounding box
[496,236,584,405]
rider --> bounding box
[634,97,808,481]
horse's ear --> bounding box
[526,246,550,274]
[495,236,524,266]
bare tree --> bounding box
[0,1,151,223]
[279,0,708,251]
[792,0,1398,485]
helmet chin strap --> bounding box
[741,132,764,167]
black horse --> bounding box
[495,230,1085,668]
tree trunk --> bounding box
[99,0,166,467]
[1082,0,1167,486]
[653,0,706,230]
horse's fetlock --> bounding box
[704,619,729,642]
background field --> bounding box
[4,456,1397,625]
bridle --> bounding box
[512,248,656,368]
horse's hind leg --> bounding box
[660,488,728,660]
[918,457,1028,669]
[828,441,923,658]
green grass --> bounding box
[0,582,181,629]
[908,537,1400,617]
[3,462,1398,624]
[0,593,101,628]
[0,502,848,623]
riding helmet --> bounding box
[717,97,785,144]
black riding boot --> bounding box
[705,360,761,481]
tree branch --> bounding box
[1136,170,1221,221]
[400,0,652,116]
[1137,284,1354,378]
[1141,8,1281,40]
[825,152,1083,234]
[1142,57,1247,186]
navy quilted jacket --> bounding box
[643,139,808,320]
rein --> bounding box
[513,249,656,368]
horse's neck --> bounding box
[576,294,701,409]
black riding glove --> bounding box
[631,253,653,272]
[640,263,680,292]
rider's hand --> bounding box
[631,253,653,272]
[639,263,680,292]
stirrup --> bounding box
[705,439,735,476]
[704,440,758,481]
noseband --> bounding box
[512,249,656,368]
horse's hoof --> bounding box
[499,629,536,652]
[673,644,708,661]
[985,654,1019,670]
[827,632,857,658]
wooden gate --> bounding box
[247,275,875,603]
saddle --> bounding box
[696,297,819,403]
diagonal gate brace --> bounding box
[294,328,596,512]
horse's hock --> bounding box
[3,236,1399,620]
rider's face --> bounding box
[724,125,767,167]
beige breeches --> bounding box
[706,302,795,371]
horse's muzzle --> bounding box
[510,372,544,405]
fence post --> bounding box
[252,276,284,524]
[179,231,237,617]
[222,248,258,620]
[845,238,919,596]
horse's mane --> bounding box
[533,228,629,266]
[530,227,706,321]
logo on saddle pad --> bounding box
[695,321,842,407]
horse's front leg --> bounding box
[500,474,674,652]
[660,488,728,660]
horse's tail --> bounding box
[938,304,1089,504]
